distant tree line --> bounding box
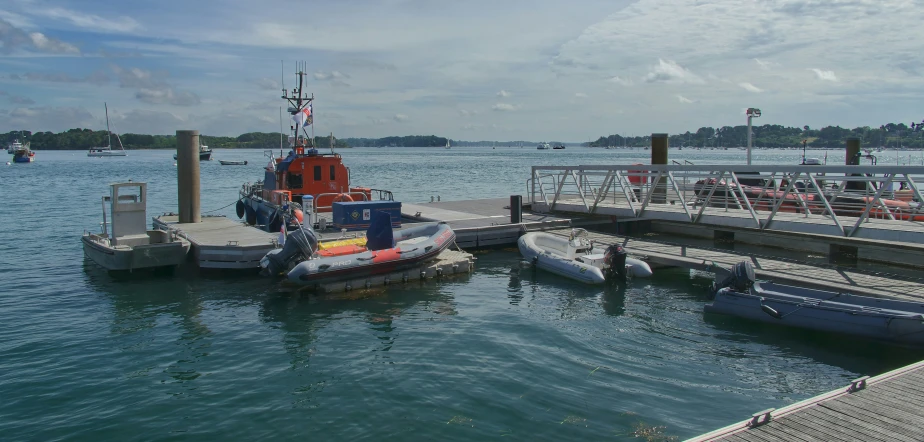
[0,130,350,150]
[341,135,448,147]
[589,122,924,149]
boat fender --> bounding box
[628,164,647,185]
[604,244,628,282]
[759,300,783,320]
[236,200,246,219]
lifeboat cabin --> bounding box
[263,145,372,213]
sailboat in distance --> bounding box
[88,103,127,157]
[445,139,451,149]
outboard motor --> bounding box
[711,261,755,296]
[603,244,628,283]
[260,224,318,276]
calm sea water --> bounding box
[2,146,922,441]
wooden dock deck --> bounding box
[686,360,924,441]
[549,229,924,301]
[153,215,278,269]
[403,198,582,249]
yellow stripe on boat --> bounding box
[318,237,367,250]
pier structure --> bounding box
[686,359,924,441]
[527,163,924,266]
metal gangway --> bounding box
[528,164,924,243]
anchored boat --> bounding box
[10,139,34,163]
[707,261,924,346]
[88,103,127,157]
[260,210,456,286]
[219,160,247,166]
[82,182,190,272]
[174,142,212,161]
[518,229,653,284]
[236,64,393,233]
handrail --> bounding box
[528,164,924,239]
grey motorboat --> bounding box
[82,182,190,272]
[707,262,924,346]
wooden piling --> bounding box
[651,133,668,203]
[176,130,201,223]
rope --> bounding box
[203,200,239,214]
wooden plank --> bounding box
[802,407,893,442]
[723,428,778,442]
[829,396,924,440]
[859,385,924,413]
[815,402,917,442]
[786,409,879,442]
[748,420,822,442]
[773,414,854,441]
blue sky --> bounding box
[1,0,922,140]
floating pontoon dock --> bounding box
[310,249,474,294]
[686,359,924,441]
[154,215,278,269]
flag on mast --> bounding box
[292,104,313,128]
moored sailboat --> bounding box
[88,103,127,157]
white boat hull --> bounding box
[518,231,652,284]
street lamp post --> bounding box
[746,108,761,165]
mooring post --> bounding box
[510,195,523,223]
[651,133,668,204]
[846,137,861,165]
[176,130,201,223]
[845,137,864,191]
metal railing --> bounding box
[529,164,924,237]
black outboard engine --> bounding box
[711,261,755,296]
[260,225,319,276]
[603,244,628,283]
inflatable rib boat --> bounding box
[261,210,455,286]
[518,229,652,284]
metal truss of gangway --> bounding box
[528,164,924,244]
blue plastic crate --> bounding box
[331,201,402,230]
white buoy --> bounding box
[6,162,10,165]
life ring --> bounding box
[235,200,245,219]
[627,163,648,185]
[333,193,354,203]
[293,209,304,223]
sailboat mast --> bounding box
[105,102,111,148]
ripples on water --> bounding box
[1,147,921,440]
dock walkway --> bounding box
[154,215,278,269]
[686,360,924,441]
[550,229,924,301]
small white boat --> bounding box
[82,182,189,272]
[537,142,551,150]
[88,103,127,157]
[518,229,652,284]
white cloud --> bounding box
[0,18,79,54]
[644,59,703,84]
[314,71,350,81]
[607,76,632,86]
[254,77,279,90]
[754,58,778,71]
[574,92,588,98]
[810,68,838,82]
[393,113,409,122]
[492,103,518,111]
[458,109,478,117]
[2,106,95,132]
[31,7,141,33]
[739,82,763,93]
[677,95,694,104]
[497,90,511,97]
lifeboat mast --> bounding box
[282,61,314,152]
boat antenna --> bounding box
[329,132,334,154]
[279,106,284,150]
[105,102,112,149]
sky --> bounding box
[1,0,923,141]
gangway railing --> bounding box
[528,164,924,238]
